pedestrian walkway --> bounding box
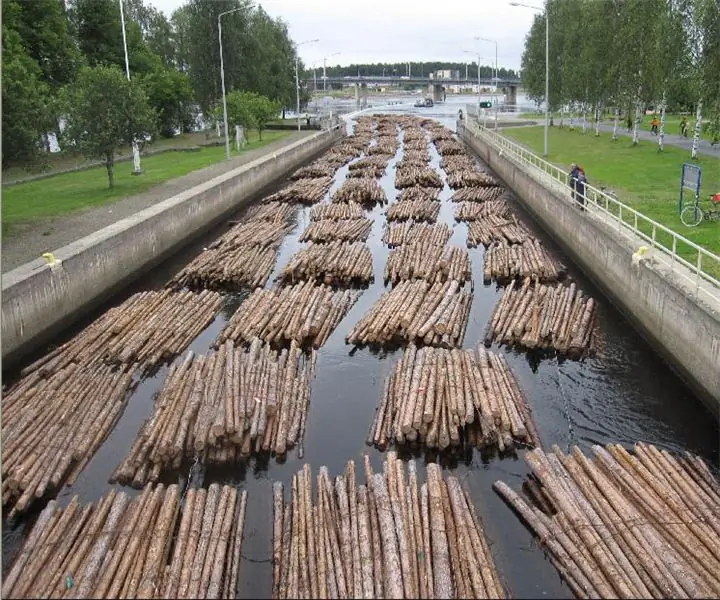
[2,131,312,273]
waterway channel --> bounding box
[3,97,718,599]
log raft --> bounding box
[483,240,566,284]
[368,346,538,452]
[385,243,471,285]
[279,241,374,286]
[2,483,249,600]
[273,454,506,599]
[386,198,440,223]
[494,444,720,599]
[382,222,452,248]
[332,178,387,206]
[467,215,535,247]
[300,218,373,243]
[310,202,365,221]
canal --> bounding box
[3,97,718,599]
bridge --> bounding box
[306,75,521,107]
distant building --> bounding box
[431,70,460,80]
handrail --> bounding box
[461,116,720,304]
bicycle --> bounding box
[680,193,720,227]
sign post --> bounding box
[679,163,701,216]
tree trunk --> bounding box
[612,107,620,141]
[258,128,263,141]
[282,108,286,119]
[632,78,642,146]
[569,105,574,130]
[559,105,564,128]
[658,88,667,152]
[105,152,115,189]
[581,106,587,134]
[691,100,702,159]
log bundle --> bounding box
[484,240,566,284]
[346,167,386,179]
[395,152,431,168]
[395,166,443,189]
[382,222,452,247]
[2,364,134,516]
[300,218,373,243]
[396,186,440,202]
[218,281,361,349]
[368,141,399,156]
[484,280,597,358]
[2,483,248,599]
[494,444,720,599]
[346,280,472,348]
[385,243,471,285]
[386,198,440,223]
[434,139,465,156]
[440,154,477,175]
[451,186,505,203]
[348,155,392,172]
[291,160,340,180]
[279,241,374,286]
[112,341,316,483]
[447,171,498,189]
[271,177,333,205]
[332,178,387,205]
[170,244,280,291]
[368,346,538,452]
[196,219,291,250]
[455,199,510,221]
[272,454,506,599]
[310,202,365,221]
[243,201,296,223]
[467,215,534,247]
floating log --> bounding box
[111,343,315,482]
[451,186,506,203]
[310,202,366,221]
[396,186,440,202]
[483,240,566,284]
[278,241,374,286]
[218,281,361,349]
[447,171,498,189]
[494,444,720,599]
[395,166,443,189]
[2,483,248,600]
[300,218,373,243]
[385,243,471,285]
[170,244,280,291]
[291,159,340,180]
[386,199,440,223]
[242,200,296,223]
[346,279,472,348]
[332,178,387,205]
[2,363,135,516]
[484,280,597,358]
[272,454,506,599]
[455,199,510,221]
[382,222,452,247]
[270,177,333,205]
[467,215,535,247]
[368,346,537,451]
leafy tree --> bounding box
[141,65,195,137]
[1,26,53,171]
[224,90,256,133]
[249,94,280,140]
[62,65,156,188]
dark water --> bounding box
[3,102,718,599]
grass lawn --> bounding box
[2,130,289,235]
[503,125,720,279]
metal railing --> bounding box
[461,117,720,304]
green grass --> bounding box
[2,130,289,235]
[503,126,720,279]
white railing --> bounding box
[462,118,720,304]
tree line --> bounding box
[2,0,305,180]
[520,0,720,156]
[317,62,519,80]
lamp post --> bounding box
[119,0,142,174]
[296,39,319,131]
[475,36,499,129]
[218,7,244,161]
[510,1,549,156]
[323,52,341,93]
[463,50,484,119]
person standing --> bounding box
[650,116,659,135]
[576,167,588,210]
[568,163,580,202]
[680,117,688,137]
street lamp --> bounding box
[463,50,484,120]
[218,7,244,161]
[323,53,341,93]
[296,39,319,131]
[118,0,142,174]
[475,36,499,130]
[510,1,549,156]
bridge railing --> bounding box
[462,118,720,304]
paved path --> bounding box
[2,131,312,273]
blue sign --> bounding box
[679,163,701,215]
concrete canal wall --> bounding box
[458,122,720,410]
[2,126,345,366]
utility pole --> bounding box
[218,8,243,161]
[119,0,142,174]
[296,39,319,131]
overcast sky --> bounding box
[146,0,538,71]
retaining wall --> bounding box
[458,122,720,410]
[2,127,344,366]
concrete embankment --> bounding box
[458,122,720,410]
[1,126,344,366]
